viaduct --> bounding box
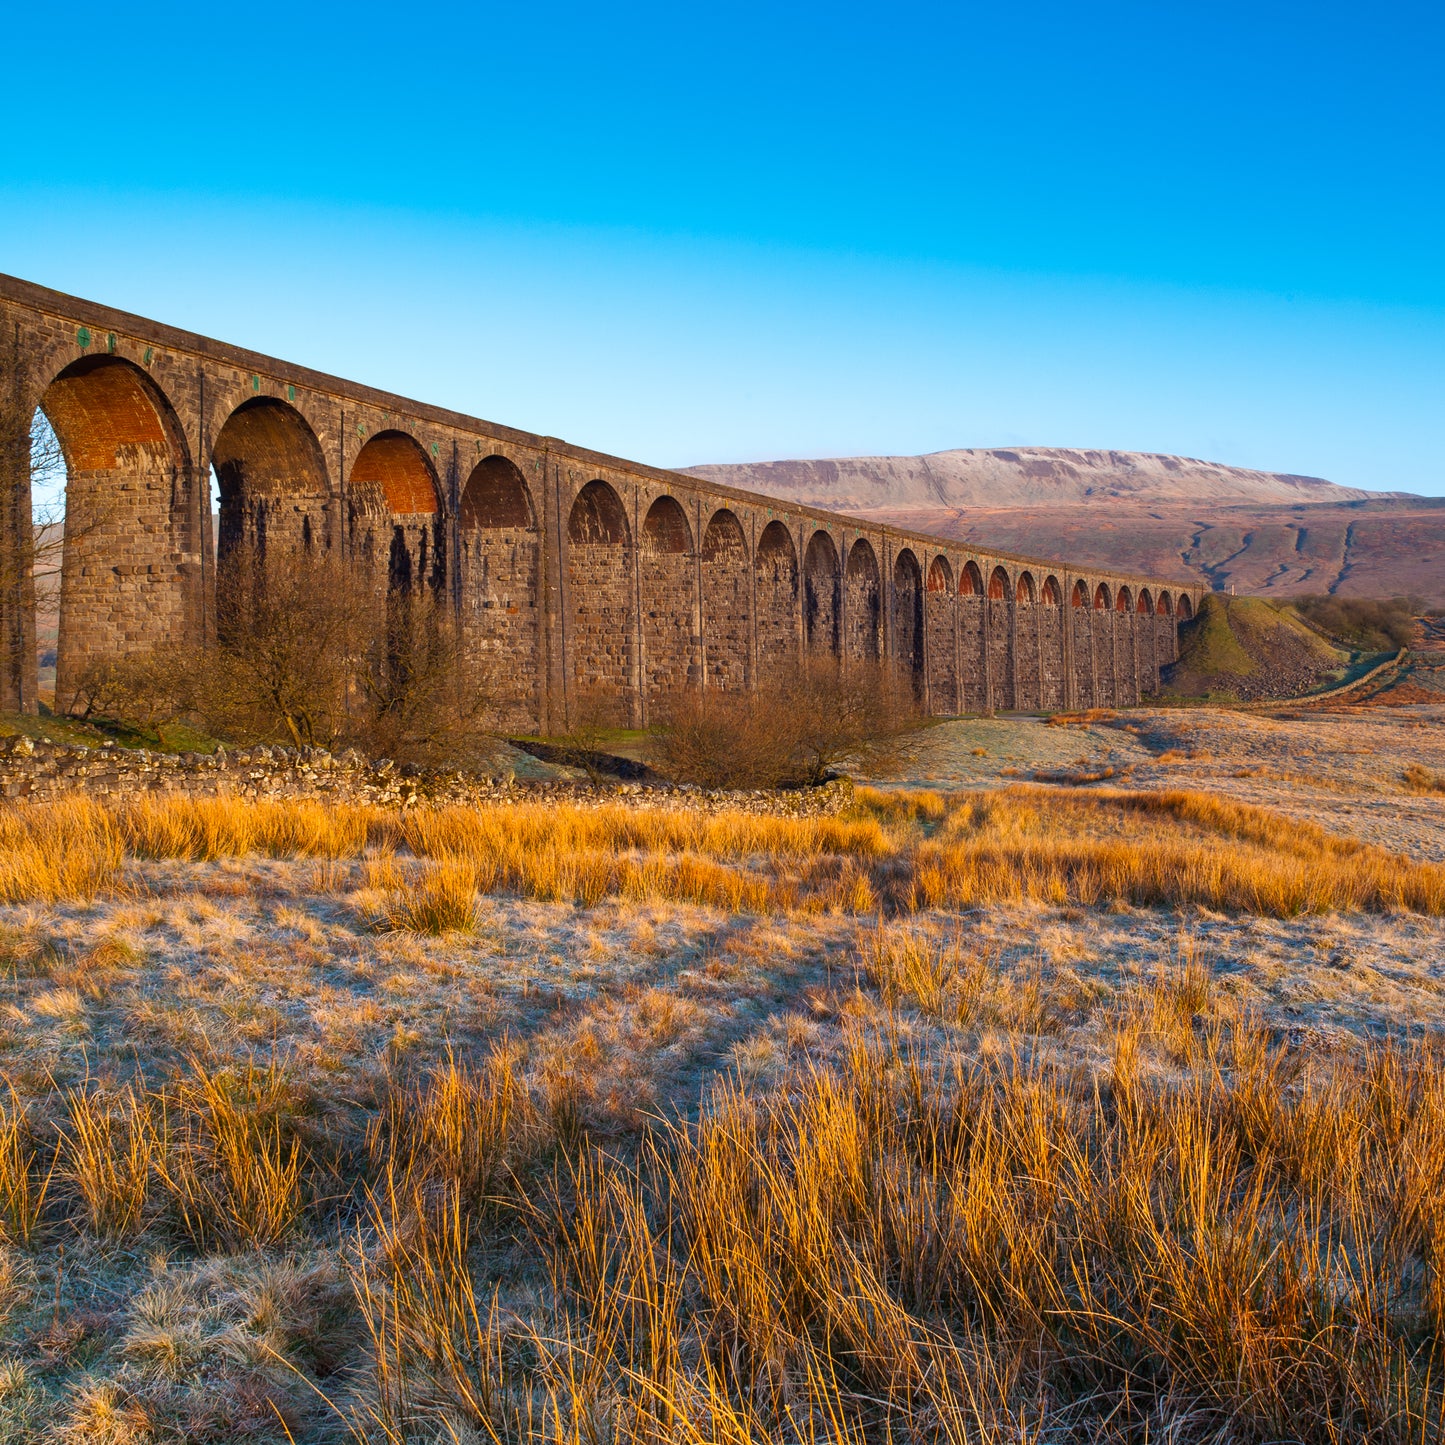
[0,275,1200,732]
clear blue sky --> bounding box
[2,0,1441,494]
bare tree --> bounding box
[651,659,925,790]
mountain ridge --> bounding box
[680,448,1442,604]
[682,446,1411,511]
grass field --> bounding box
[0,758,1441,1440]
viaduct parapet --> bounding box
[0,274,1201,729]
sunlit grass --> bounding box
[0,785,1436,918]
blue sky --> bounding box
[2,0,1441,494]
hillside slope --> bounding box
[1161,595,1349,700]
[683,449,1444,605]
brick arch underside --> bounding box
[925,557,957,714]
[641,497,695,704]
[461,456,540,729]
[844,541,880,663]
[40,356,201,711]
[702,510,749,692]
[754,522,798,685]
[567,481,634,724]
[804,533,840,659]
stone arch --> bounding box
[641,495,696,703]
[701,509,749,691]
[1134,588,1157,692]
[755,520,799,682]
[844,538,881,662]
[569,479,630,547]
[925,555,957,714]
[1156,590,1182,668]
[803,530,841,660]
[1013,571,1041,706]
[462,455,536,529]
[1071,580,1095,706]
[1116,585,1133,613]
[460,455,539,728]
[350,432,443,629]
[213,396,330,572]
[1035,574,1065,710]
[1177,594,1194,620]
[893,548,924,696]
[958,561,986,710]
[39,355,201,710]
[986,565,1013,708]
[567,480,634,722]
[1093,582,1111,610]
[350,430,439,518]
[643,495,692,554]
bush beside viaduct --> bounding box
[0,275,1200,731]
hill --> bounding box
[1161,594,1350,700]
[683,449,1445,605]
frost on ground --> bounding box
[0,704,1439,1439]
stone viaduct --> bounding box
[0,274,1200,731]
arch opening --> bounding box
[566,481,634,723]
[460,455,539,728]
[960,561,983,597]
[1157,592,1173,617]
[213,396,330,569]
[1093,583,1111,611]
[893,548,924,694]
[1116,586,1133,613]
[351,431,439,517]
[1137,588,1153,615]
[1177,594,1194,620]
[38,356,199,711]
[844,538,881,662]
[642,496,692,555]
[702,509,749,691]
[925,555,957,713]
[755,521,799,682]
[1042,576,1061,606]
[1016,571,1036,604]
[568,480,629,547]
[462,455,535,530]
[803,531,841,660]
[985,565,1013,708]
[640,495,695,703]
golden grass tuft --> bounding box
[349,1008,1445,1443]
[0,783,1440,917]
[371,860,480,935]
[61,1081,158,1240]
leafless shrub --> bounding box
[652,659,925,789]
[73,543,501,768]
